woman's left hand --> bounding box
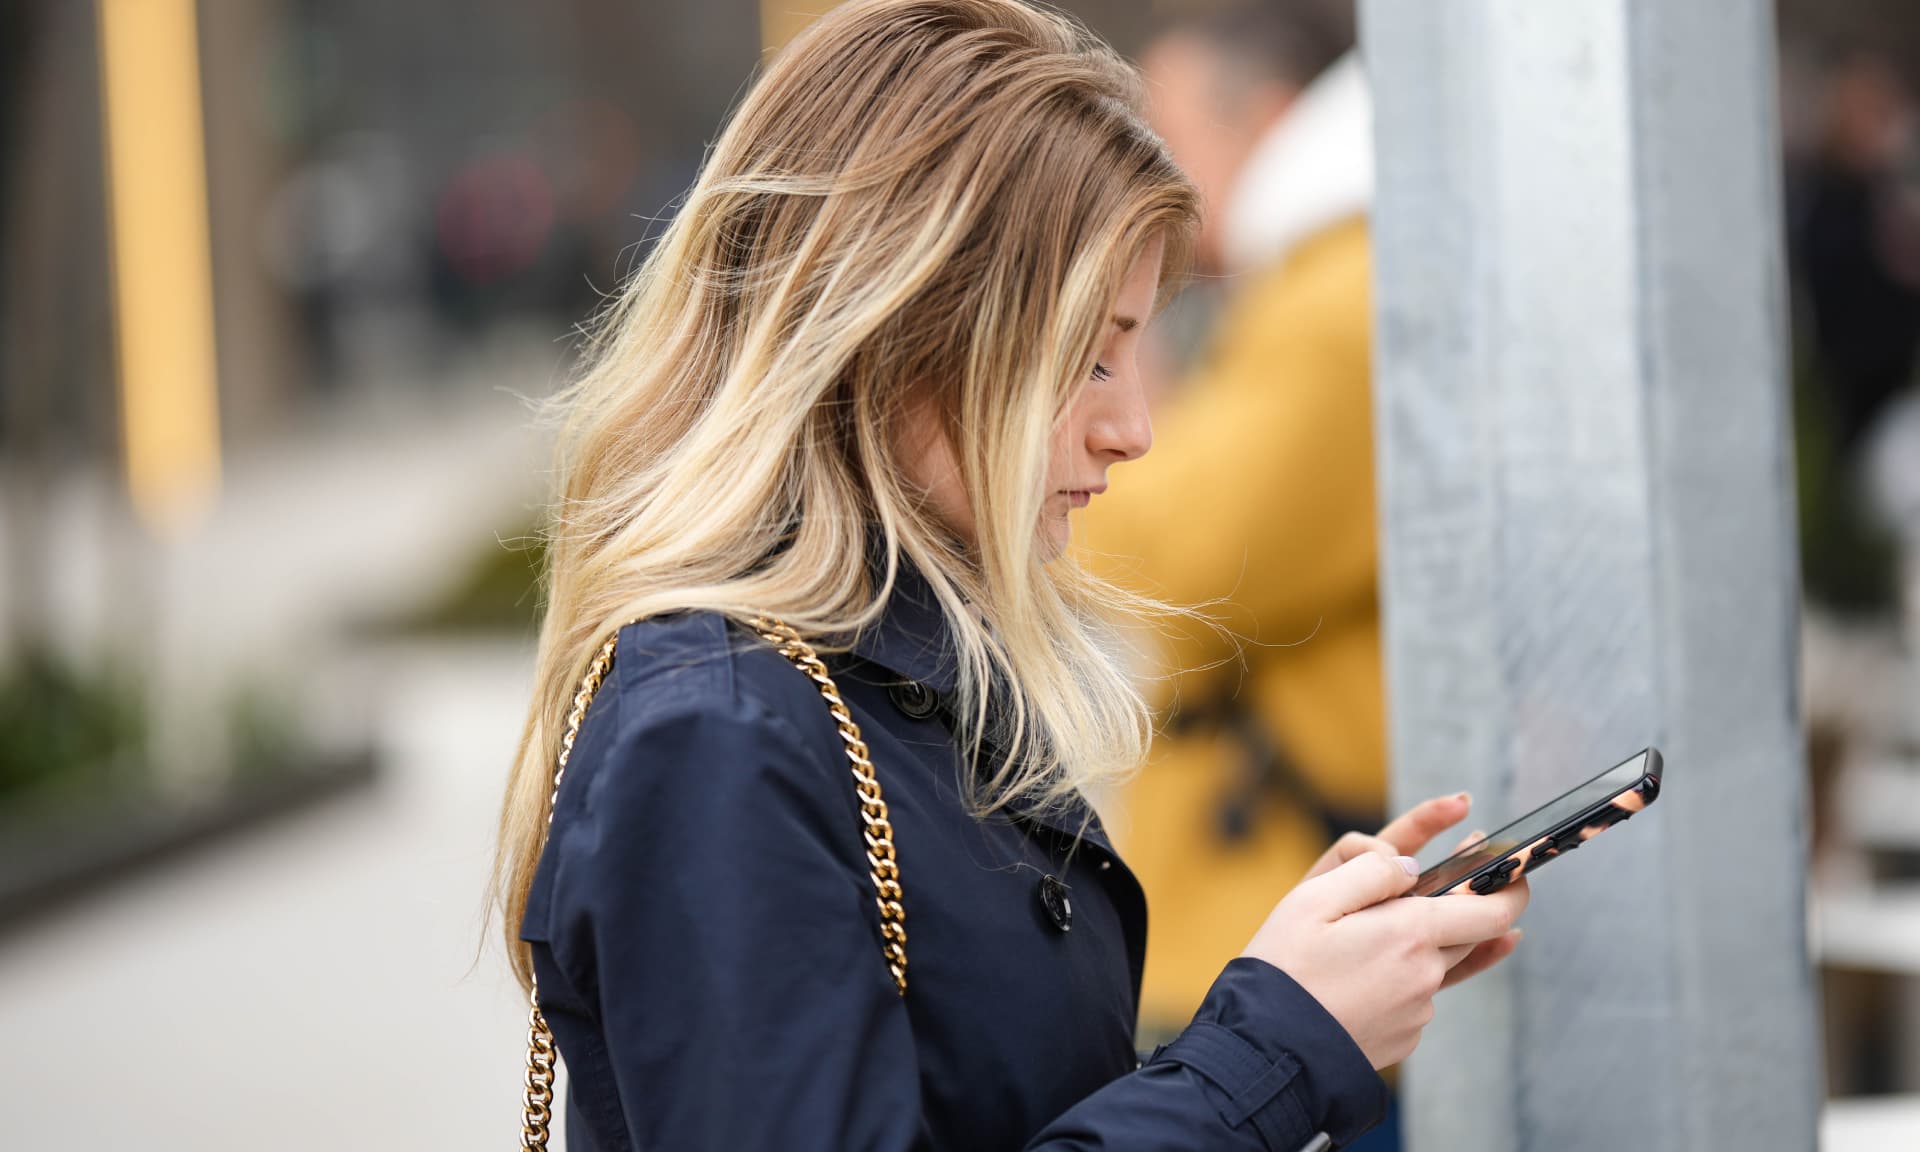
[1302,792,1521,990]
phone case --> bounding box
[1443,753,1662,897]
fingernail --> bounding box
[1397,856,1420,876]
[1456,791,1472,805]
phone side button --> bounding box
[1469,870,1509,895]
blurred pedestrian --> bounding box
[1794,54,1920,459]
[1789,52,1920,618]
[491,2,1523,1150]
[1076,2,1388,1040]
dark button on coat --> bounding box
[520,564,1387,1151]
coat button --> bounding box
[888,679,939,721]
[1038,875,1073,933]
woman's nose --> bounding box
[1086,374,1152,463]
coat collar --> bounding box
[828,546,1144,993]
[838,550,1122,857]
[845,551,961,698]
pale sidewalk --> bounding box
[0,638,542,1150]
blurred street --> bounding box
[0,636,534,1150]
[0,361,555,1146]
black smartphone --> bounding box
[1409,747,1663,897]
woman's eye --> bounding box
[1090,362,1114,382]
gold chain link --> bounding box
[749,617,910,996]
[523,629,619,1151]
[520,617,907,1150]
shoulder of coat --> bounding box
[607,610,843,751]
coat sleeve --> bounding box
[531,689,1384,1152]
[1022,957,1387,1151]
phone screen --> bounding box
[1410,749,1655,897]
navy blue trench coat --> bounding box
[521,565,1387,1151]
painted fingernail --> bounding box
[1397,856,1420,876]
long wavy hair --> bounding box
[494,0,1198,989]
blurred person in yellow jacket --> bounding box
[1077,3,1383,1035]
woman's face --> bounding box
[902,234,1163,557]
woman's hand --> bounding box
[1240,795,1530,1069]
[1301,793,1523,989]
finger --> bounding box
[1297,850,1421,921]
[1441,930,1522,989]
[1423,879,1529,947]
[1329,832,1399,866]
[1376,793,1472,856]
[1495,874,1531,920]
[1306,831,1396,881]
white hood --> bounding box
[1222,52,1375,275]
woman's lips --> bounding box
[1062,487,1104,509]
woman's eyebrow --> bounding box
[1112,315,1139,332]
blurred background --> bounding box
[2,0,1919,1147]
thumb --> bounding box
[1299,850,1421,920]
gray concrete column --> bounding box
[1358,1,1821,1149]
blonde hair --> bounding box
[494,0,1198,989]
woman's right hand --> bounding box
[1239,852,1529,1070]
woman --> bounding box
[493,2,1526,1149]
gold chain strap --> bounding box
[748,617,910,994]
[520,618,908,1150]
[522,630,619,1150]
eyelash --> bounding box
[1091,362,1114,382]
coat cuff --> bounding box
[1147,957,1387,1150]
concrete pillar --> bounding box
[1358,1,1821,1148]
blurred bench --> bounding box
[1824,1094,1920,1149]
[1836,755,1920,853]
[1816,882,1920,975]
